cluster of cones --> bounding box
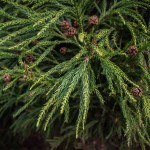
[59,15,99,54]
[131,87,142,97]
[127,45,138,56]
[60,20,78,38]
[2,54,35,83]
[60,15,99,38]
[127,46,143,96]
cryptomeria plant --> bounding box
[0,0,150,149]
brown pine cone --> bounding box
[60,20,71,31]
[88,15,99,26]
[3,73,11,82]
[131,87,142,97]
[127,46,138,56]
[26,54,34,63]
[65,27,77,37]
[73,20,79,28]
[60,47,67,55]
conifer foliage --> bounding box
[0,0,150,149]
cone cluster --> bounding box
[3,73,11,82]
[127,46,138,56]
[131,87,142,97]
[88,15,99,26]
[61,20,77,37]
[61,20,70,31]
[60,47,67,55]
[73,20,79,28]
[26,54,34,63]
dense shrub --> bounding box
[0,0,150,149]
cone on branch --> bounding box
[73,20,79,28]
[131,87,142,97]
[127,46,138,56]
[26,54,35,63]
[64,27,77,37]
[60,47,67,55]
[3,73,11,82]
[88,15,99,27]
[61,20,71,31]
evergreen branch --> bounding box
[30,50,86,89]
